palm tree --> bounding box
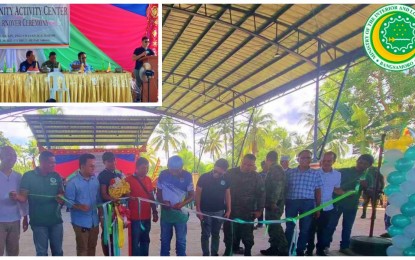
[239,107,275,156]
[204,128,223,161]
[217,118,232,156]
[150,117,186,159]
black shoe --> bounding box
[278,251,289,256]
[253,226,258,230]
[233,247,244,255]
[223,248,232,256]
[244,249,252,256]
[260,247,279,256]
[316,250,327,256]
[296,251,305,256]
[380,232,391,238]
[361,213,366,219]
[305,250,313,256]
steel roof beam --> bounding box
[201,47,365,127]
[162,4,264,102]
[163,4,202,62]
[164,5,318,69]
[181,5,330,116]
[163,5,230,82]
[217,4,346,55]
[192,6,366,119]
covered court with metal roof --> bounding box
[159,4,391,127]
[0,4,407,162]
[23,114,161,148]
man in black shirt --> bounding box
[97,152,124,256]
[196,159,231,256]
[19,50,40,72]
[132,36,155,102]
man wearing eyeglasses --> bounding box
[223,154,265,256]
[285,150,322,256]
[132,36,155,102]
[70,52,92,73]
[195,159,231,256]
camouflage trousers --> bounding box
[223,217,254,252]
[266,206,288,254]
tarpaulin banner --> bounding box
[43,147,146,178]
[0,4,70,48]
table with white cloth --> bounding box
[0,72,133,102]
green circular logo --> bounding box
[363,5,415,71]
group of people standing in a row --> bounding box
[195,150,380,257]
[0,145,381,256]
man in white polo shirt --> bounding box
[306,151,344,256]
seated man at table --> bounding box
[41,52,62,72]
[19,50,40,72]
[70,52,92,72]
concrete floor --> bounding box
[16,207,387,256]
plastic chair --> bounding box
[47,72,70,102]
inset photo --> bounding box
[0,4,159,104]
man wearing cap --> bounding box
[97,152,125,256]
[195,158,231,256]
[280,155,291,172]
[260,151,288,256]
[223,154,265,256]
[156,155,194,256]
[0,146,28,256]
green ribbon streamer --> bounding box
[102,203,109,246]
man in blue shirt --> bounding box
[65,153,101,256]
[19,50,40,72]
[285,150,322,256]
[70,52,93,72]
[156,155,194,256]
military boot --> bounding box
[260,247,279,256]
[244,248,252,256]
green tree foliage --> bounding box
[150,117,186,160]
[0,131,11,146]
[302,59,415,156]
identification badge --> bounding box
[50,177,57,186]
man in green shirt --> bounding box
[361,166,385,219]
[260,151,288,256]
[326,154,373,255]
[17,151,64,256]
[41,52,62,72]
[223,154,265,256]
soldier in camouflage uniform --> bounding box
[223,154,265,256]
[260,151,289,256]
